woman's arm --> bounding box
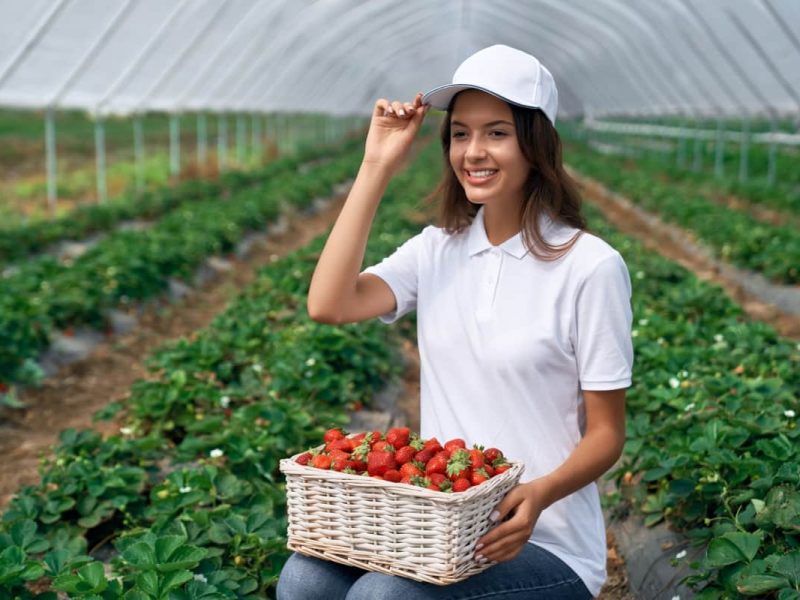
[307,94,428,324]
[475,388,626,563]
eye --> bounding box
[489,130,508,138]
[451,131,467,139]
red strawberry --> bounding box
[400,475,413,485]
[351,432,367,443]
[331,457,349,471]
[386,427,410,448]
[383,469,402,483]
[295,452,312,465]
[372,441,395,453]
[429,473,451,491]
[351,458,367,472]
[444,438,466,453]
[367,450,397,476]
[471,468,490,486]
[329,449,350,461]
[394,445,416,465]
[327,438,354,453]
[468,448,485,470]
[400,462,424,479]
[483,463,495,477]
[446,449,472,481]
[323,427,346,443]
[484,447,503,464]
[494,461,511,475]
[425,452,449,476]
[368,431,383,445]
[452,478,472,493]
[414,448,436,464]
[312,454,332,470]
[423,437,443,453]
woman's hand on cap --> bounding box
[363,92,428,173]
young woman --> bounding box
[277,45,633,600]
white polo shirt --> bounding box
[363,206,633,597]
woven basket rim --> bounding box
[279,446,525,503]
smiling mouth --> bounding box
[465,169,498,179]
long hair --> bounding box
[431,93,585,260]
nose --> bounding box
[465,135,487,163]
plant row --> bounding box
[0,141,357,267]
[0,142,440,599]
[565,140,800,285]
[0,144,361,388]
[581,202,800,598]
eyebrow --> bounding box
[450,119,514,128]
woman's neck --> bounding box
[482,201,523,246]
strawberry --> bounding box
[452,478,472,493]
[323,427,346,444]
[414,447,437,465]
[483,463,495,477]
[484,447,504,464]
[494,461,511,475]
[331,457,349,471]
[446,449,472,481]
[429,472,452,491]
[329,449,350,461]
[295,452,312,465]
[399,462,424,479]
[368,430,384,445]
[351,432,367,443]
[367,449,397,476]
[423,437,443,453]
[386,427,410,448]
[312,454,332,470]
[372,441,395,453]
[471,467,490,486]
[351,458,367,472]
[468,448,485,470]
[409,436,425,451]
[394,445,416,465]
[327,438,355,453]
[400,475,413,485]
[444,438,466,453]
[425,451,449,476]
[383,469,402,483]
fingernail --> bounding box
[475,543,484,551]
[398,109,405,116]
[489,511,500,522]
[475,553,484,562]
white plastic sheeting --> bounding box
[0,0,798,119]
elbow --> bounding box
[306,300,341,325]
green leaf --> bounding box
[771,551,800,586]
[135,570,159,596]
[724,532,761,562]
[154,536,186,563]
[161,569,194,593]
[78,561,107,591]
[736,574,790,595]
[123,541,157,569]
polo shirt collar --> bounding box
[468,206,546,260]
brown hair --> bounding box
[431,93,585,260]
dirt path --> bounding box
[570,166,800,340]
[0,194,347,508]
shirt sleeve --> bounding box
[362,228,427,324]
[574,252,634,390]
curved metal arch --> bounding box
[244,0,438,110]
[472,2,630,116]
[256,6,446,113]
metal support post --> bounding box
[251,113,261,161]
[169,113,180,177]
[692,126,703,172]
[236,113,246,165]
[767,118,777,187]
[197,113,207,171]
[95,116,107,202]
[45,108,57,213]
[676,119,686,169]
[133,115,144,191]
[714,118,724,179]
[739,118,749,184]
[217,113,227,171]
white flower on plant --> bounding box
[635,270,645,280]
[684,403,696,412]
[179,486,192,494]
[252,363,263,373]
[675,549,687,559]
[219,395,230,408]
[209,448,224,458]
[669,377,680,389]
[305,357,316,367]
[680,370,689,378]
[714,334,725,343]
[120,427,133,436]
[632,329,639,338]
[638,318,649,326]
[193,573,208,583]
[657,337,665,345]
[785,409,796,418]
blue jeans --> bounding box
[276,543,593,599]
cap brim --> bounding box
[422,83,531,112]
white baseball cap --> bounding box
[422,45,558,125]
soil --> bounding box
[0,192,347,509]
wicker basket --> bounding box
[279,445,525,585]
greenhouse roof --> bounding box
[0,0,798,119]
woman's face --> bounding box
[449,90,530,210]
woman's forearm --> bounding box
[307,160,393,322]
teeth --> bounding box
[468,170,497,178]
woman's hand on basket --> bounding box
[363,92,428,175]
[474,478,549,563]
